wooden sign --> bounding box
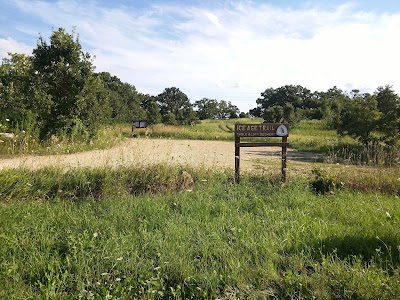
[234,123,289,183]
[235,123,289,137]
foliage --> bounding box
[252,84,400,150]
[157,87,198,125]
[375,85,400,145]
[193,98,240,120]
[1,167,400,298]
[252,85,314,127]
[141,94,162,125]
[310,167,342,195]
[1,28,112,140]
[337,93,381,145]
[194,98,219,119]
[32,28,106,138]
[97,72,145,123]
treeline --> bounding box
[250,85,400,147]
[1,28,399,148]
[0,28,241,141]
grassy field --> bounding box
[129,119,356,151]
[1,119,400,298]
[0,125,125,157]
[2,119,398,167]
[1,165,400,299]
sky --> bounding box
[1,0,400,112]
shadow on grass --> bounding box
[245,149,324,163]
[291,234,400,268]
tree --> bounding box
[251,84,313,126]
[194,98,219,120]
[263,105,283,123]
[0,53,36,124]
[255,85,312,112]
[157,87,197,125]
[319,86,350,129]
[97,72,146,123]
[141,94,161,125]
[239,112,248,118]
[375,85,400,145]
[215,100,239,119]
[337,94,381,145]
[31,28,110,138]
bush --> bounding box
[310,168,342,195]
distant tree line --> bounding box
[250,85,400,147]
[1,28,399,148]
[0,28,242,141]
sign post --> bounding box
[234,123,289,183]
[132,120,148,137]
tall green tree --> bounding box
[252,84,313,126]
[194,98,219,120]
[0,53,33,123]
[337,94,381,145]
[375,85,400,145]
[319,86,350,129]
[141,94,161,125]
[31,28,110,137]
[157,87,197,125]
[97,72,145,123]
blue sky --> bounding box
[1,0,400,111]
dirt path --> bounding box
[0,138,321,172]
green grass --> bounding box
[290,120,356,152]
[0,125,125,157]
[132,119,357,153]
[1,166,400,299]
[137,119,399,166]
[2,119,398,167]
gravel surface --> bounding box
[0,138,318,171]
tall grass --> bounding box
[2,118,399,169]
[325,144,400,167]
[1,166,400,299]
[0,125,125,157]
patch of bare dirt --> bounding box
[0,138,322,172]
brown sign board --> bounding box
[234,122,289,183]
[234,123,289,137]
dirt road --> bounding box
[0,138,321,172]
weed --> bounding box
[310,167,343,195]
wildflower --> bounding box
[6,118,10,122]
[93,232,98,238]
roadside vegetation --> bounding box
[1,28,399,162]
[1,165,400,299]
[1,27,400,299]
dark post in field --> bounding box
[235,136,241,183]
[234,123,289,183]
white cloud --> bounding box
[4,0,400,111]
[0,38,32,58]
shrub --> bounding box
[310,168,342,195]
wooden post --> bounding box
[235,136,240,183]
[281,136,287,182]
